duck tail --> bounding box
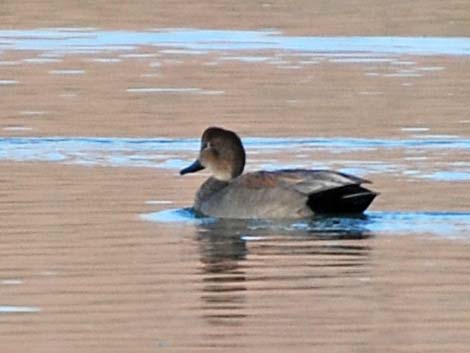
[307,185,378,214]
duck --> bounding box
[180,127,378,219]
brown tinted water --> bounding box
[1,2,470,353]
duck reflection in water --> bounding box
[195,216,373,327]
[196,215,373,273]
[196,220,249,327]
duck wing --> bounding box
[273,169,370,194]
[240,170,377,214]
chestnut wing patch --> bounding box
[237,171,306,189]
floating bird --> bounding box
[180,127,377,219]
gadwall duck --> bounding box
[180,127,377,219]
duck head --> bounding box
[180,127,246,181]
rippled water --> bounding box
[1,13,470,353]
[142,208,470,239]
[1,28,470,55]
[0,136,468,182]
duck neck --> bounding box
[196,177,229,205]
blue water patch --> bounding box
[0,305,41,314]
[141,209,470,239]
[140,207,216,225]
[365,212,470,238]
[1,136,469,154]
[0,29,469,56]
[0,136,469,180]
[421,171,470,181]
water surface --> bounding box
[142,208,470,239]
[2,28,470,55]
[1,136,468,182]
[1,15,470,353]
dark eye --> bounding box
[202,142,213,150]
